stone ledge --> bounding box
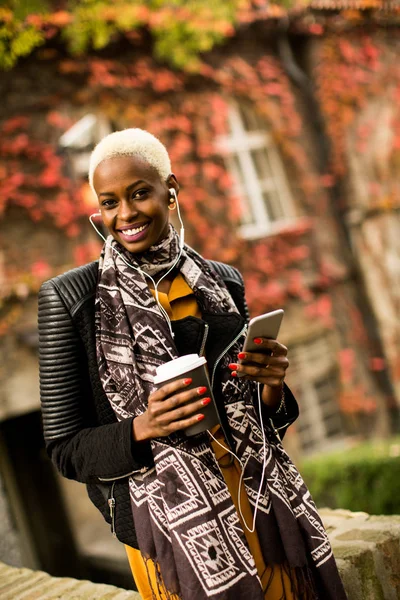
[0,561,140,600]
[320,508,400,600]
[1,509,400,599]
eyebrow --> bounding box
[98,180,148,198]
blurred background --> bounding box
[0,0,399,591]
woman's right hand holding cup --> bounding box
[132,378,210,441]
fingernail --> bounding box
[231,371,237,377]
[197,386,207,395]
[197,414,205,421]
[184,378,192,385]
[228,363,238,370]
[254,338,262,344]
[201,397,211,406]
[238,352,246,359]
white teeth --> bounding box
[122,224,147,235]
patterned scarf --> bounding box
[95,225,347,600]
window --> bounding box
[59,114,112,177]
[216,102,295,239]
[286,335,345,453]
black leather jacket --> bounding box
[38,259,298,548]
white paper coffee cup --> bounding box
[153,354,219,437]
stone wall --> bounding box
[0,509,399,599]
[0,561,140,600]
[321,508,400,600]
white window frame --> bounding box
[59,114,112,177]
[216,102,296,239]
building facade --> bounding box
[0,4,399,581]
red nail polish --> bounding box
[201,397,211,406]
[254,338,262,344]
[197,386,207,395]
[197,414,205,421]
[238,352,246,359]
[231,371,237,377]
[228,363,238,370]
[183,378,192,385]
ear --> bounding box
[166,174,179,196]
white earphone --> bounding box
[169,188,185,250]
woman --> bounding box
[38,128,347,600]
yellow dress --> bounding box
[125,274,297,599]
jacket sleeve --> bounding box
[250,381,299,440]
[263,383,299,440]
[38,279,153,484]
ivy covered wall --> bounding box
[0,14,398,446]
[311,27,400,414]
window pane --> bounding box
[238,103,260,132]
[305,337,332,363]
[297,419,312,433]
[262,190,283,221]
[314,373,343,439]
[289,340,344,452]
[324,414,343,437]
[300,435,315,452]
[251,147,273,180]
[252,148,285,221]
[315,374,338,406]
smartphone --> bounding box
[242,309,284,354]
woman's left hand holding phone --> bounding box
[132,378,210,441]
[228,338,289,409]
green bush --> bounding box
[299,437,400,515]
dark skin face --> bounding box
[93,155,179,254]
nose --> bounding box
[118,198,138,222]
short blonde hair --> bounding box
[88,128,171,190]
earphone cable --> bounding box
[207,382,269,533]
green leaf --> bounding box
[11,25,44,57]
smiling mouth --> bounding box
[118,223,149,236]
